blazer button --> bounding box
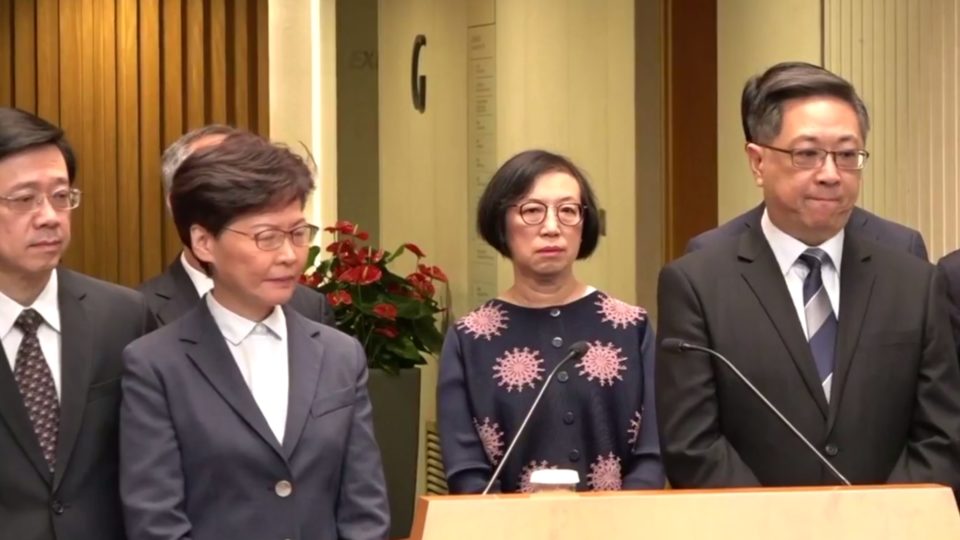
[568,449,581,462]
[557,371,569,383]
[51,500,64,515]
[824,444,839,457]
[562,411,575,425]
[275,480,293,497]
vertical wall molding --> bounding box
[0,0,270,285]
[825,0,959,259]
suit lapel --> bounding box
[180,303,286,461]
[154,260,202,325]
[0,343,53,483]
[826,235,875,430]
[738,229,830,417]
[52,270,95,490]
[281,308,324,457]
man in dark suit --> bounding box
[936,250,960,359]
[656,63,960,489]
[0,108,156,539]
[138,124,333,326]
[120,131,388,539]
[686,61,928,261]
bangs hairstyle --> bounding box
[476,149,600,259]
[169,131,315,251]
[0,107,77,183]
[741,61,870,144]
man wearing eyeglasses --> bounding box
[0,107,156,539]
[686,65,928,260]
[137,124,333,327]
[656,63,960,489]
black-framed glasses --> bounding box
[757,143,870,170]
[224,223,320,251]
[0,188,82,213]
[508,201,586,226]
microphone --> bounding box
[482,340,591,495]
[661,338,851,486]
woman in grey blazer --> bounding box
[119,131,389,540]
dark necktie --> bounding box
[13,308,60,471]
[798,248,838,400]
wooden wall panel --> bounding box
[0,0,270,286]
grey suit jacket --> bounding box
[120,302,389,540]
[656,229,960,488]
[686,204,929,260]
[138,256,334,326]
[0,269,156,540]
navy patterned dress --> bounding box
[437,289,664,493]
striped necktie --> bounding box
[799,248,837,400]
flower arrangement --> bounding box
[301,220,448,373]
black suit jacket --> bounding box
[936,250,960,360]
[656,228,960,488]
[138,257,333,326]
[686,204,929,260]
[0,269,157,540]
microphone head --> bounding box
[661,338,686,351]
[568,341,590,357]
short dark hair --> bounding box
[476,149,600,259]
[741,62,870,144]
[170,131,315,270]
[0,107,77,182]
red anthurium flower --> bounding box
[407,272,436,298]
[372,303,398,321]
[324,220,359,235]
[417,263,448,282]
[356,231,370,241]
[339,264,383,285]
[374,325,399,338]
[359,246,385,264]
[326,290,353,306]
[403,243,426,258]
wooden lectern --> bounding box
[409,484,959,539]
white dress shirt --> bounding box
[181,252,214,297]
[761,210,843,398]
[206,293,289,443]
[0,270,62,400]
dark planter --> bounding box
[367,367,421,539]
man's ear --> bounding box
[745,142,765,187]
[189,224,216,267]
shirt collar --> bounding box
[0,269,61,338]
[205,293,286,346]
[180,251,214,298]
[760,208,844,275]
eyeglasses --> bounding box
[224,223,320,251]
[508,201,586,226]
[757,143,870,170]
[0,188,82,213]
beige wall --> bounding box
[825,0,959,260]
[496,0,638,302]
[268,0,337,234]
[716,1,821,222]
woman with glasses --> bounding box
[438,149,664,493]
[118,131,389,540]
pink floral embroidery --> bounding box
[627,410,642,445]
[518,460,558,493]
[595,294,646,329]
[575,341,627,386]
[457,303,509,340]
[473,417,505,464]
[587,452,622,491]
[492,347,544,392]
